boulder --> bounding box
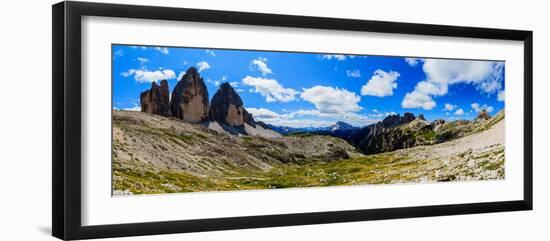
[170,67,209,123]
[140,80,171,117]
[210,82,253,128]
[474,109,491,121]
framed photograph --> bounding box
[52,1,533,240]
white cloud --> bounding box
[401,91,436,110]
[471,103,480,111]
[121,68,176,83]
[196,61,211,72]
[246,108,282,119]
[130,46,147,50]
[471,103,494,113]
[360,70,400,97]
[207,79,220,86]
[423,59,496,85]
[113,49,123,58]
[477,62,504,93]
[346,69,361,78]
[206,76,227,86]
[246,107,334,128]
[248,107,375,128]
[301,86,362,114]
[320,54,347,61]
[454,108,465,115]
[368,111,397,118]
[444,103,456,111]
[248,94,377,127]
[137,57,149,64]
[267,118,334,128]
[242,76,299,102]
[415,81,448,96]
[124,106,141,111]
[497,90,505,102]
[293,109,375,127]
[229,81,240,87]
[405,58,422,67]
[250,57,273,76]
[402,59,504,110]
[205,49,216,56]
[154,47,169,55]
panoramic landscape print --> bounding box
[112,45,505,195]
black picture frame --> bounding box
[52,1,533,240]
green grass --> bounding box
[113,159,241,194]
[113,154,434,195]
[415,130,437,141]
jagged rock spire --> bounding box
[140,79,171,117]
[170,67,210,123]
[209,82,255,127]
[475,109,491,121]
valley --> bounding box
[112,109,504,195]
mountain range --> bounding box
[112,66,505,194]
[138,66,503,156]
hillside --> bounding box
[350,110,504,154]
[112,110,362,194]
[112,110,504,195]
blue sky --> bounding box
[112,44,505,128]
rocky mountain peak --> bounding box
[170,67,210,123]
[382,112,415,128]
[403,112,415,121]
[219,82,232,90]
[331,121,355,131]
[186,66,199,75]
[140,79,171,117]
[407,115,430,130]
[209,82,255,128]
[431,119,447,132]
[474,109,491,121]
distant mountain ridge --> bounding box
[329,121,357,132]
[349,110,503,154]
[266,110,504,155]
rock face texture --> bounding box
[347,110,505,155]
[330,121,356,132]
[140,80,171,116]
[381,113,415,128]
[474,109,491,121]
[243,109,256,128]
[170,67,209,123]
[351,113,429,154]
[431,119,447,132]
[209,82,254,127]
